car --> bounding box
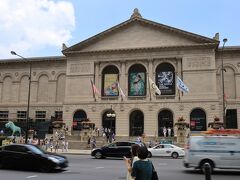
[148,144,185,158]
[0,144,68,172]
[91,141,137,159]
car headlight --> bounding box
[48,157,60,163]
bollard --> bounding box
[204,163,211,180]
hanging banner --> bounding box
[129,72,146,96]
[104,74,118,96]
[157,71,175,95]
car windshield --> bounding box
[27,145,46,155]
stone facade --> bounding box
[0,9,239,137]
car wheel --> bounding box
[171,152,179,159]
[148,152,152,158]
[95,151,103,159]
[200,161,214,174]
[0,160,4,169]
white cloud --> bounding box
[0,0,75,59]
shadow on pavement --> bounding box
[183,169,240,176]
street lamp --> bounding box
[11,51,32,143]
[221,38,227,128]
[106,106,116,131]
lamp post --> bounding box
[11,51,32,144]
[106,106,116,132]
[221,38,227,128]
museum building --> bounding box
[0,9,239,137]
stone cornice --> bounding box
[64,43,218,56]
[218,46,240,52]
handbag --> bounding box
[151,161,159,180]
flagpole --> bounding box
[90,79,96,102]
[148,74,152,101]
[178,89,180,101]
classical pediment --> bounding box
[63,9,218,55]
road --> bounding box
[0,155,240,180]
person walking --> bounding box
[124,144,140,180]
[131,146,153,180]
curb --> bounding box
[56,150,91,155]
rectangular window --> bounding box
[0,111,8,122]
[55,111,63,120]
[35,111,46,122]
[17,111,27,122]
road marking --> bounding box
[96,166,104,169]
[26,175,38,179]
[63,170,71,173]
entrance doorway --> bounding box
[190,108,206,131]
[73,110,87,130]
[129,110,144,136]
[102,109,116,133]
[158,110,173,136]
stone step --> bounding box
[68,140,106,149]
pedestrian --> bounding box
[136,136,141,143]
[167,127,171,137]
[163,126,167,137]
[124,144,140,180]
[91,136,96,149]
[87,136,91,148]
[65,139,69,152]
[131,146,153,180]
[54,140,59,153]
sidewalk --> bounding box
[51,149,92,155]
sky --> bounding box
[0,0,239,59]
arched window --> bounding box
[56,74,66,103]
[102,65,119,96]
[129,110,144,136]
[37,75,49,103]
[156,63,175,95]
[224,67,236,99]
[19,76,29,103]
[158,109,173,136]
[190,108,206,131]
[2,76,13,103]
[73,110,87,130]
[128,64,146,96]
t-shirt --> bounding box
[131,159,152,180]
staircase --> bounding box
[66,135,107,149]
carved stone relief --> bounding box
[148,105,153,111]
[210,105,216,110]
[70,63,91,74]
[179,104,184,111]
[91,106,96,112]
[185,57,211,70]
[120,104,124,111]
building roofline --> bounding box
[0,55,66,64]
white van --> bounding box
[183,135,240,172]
